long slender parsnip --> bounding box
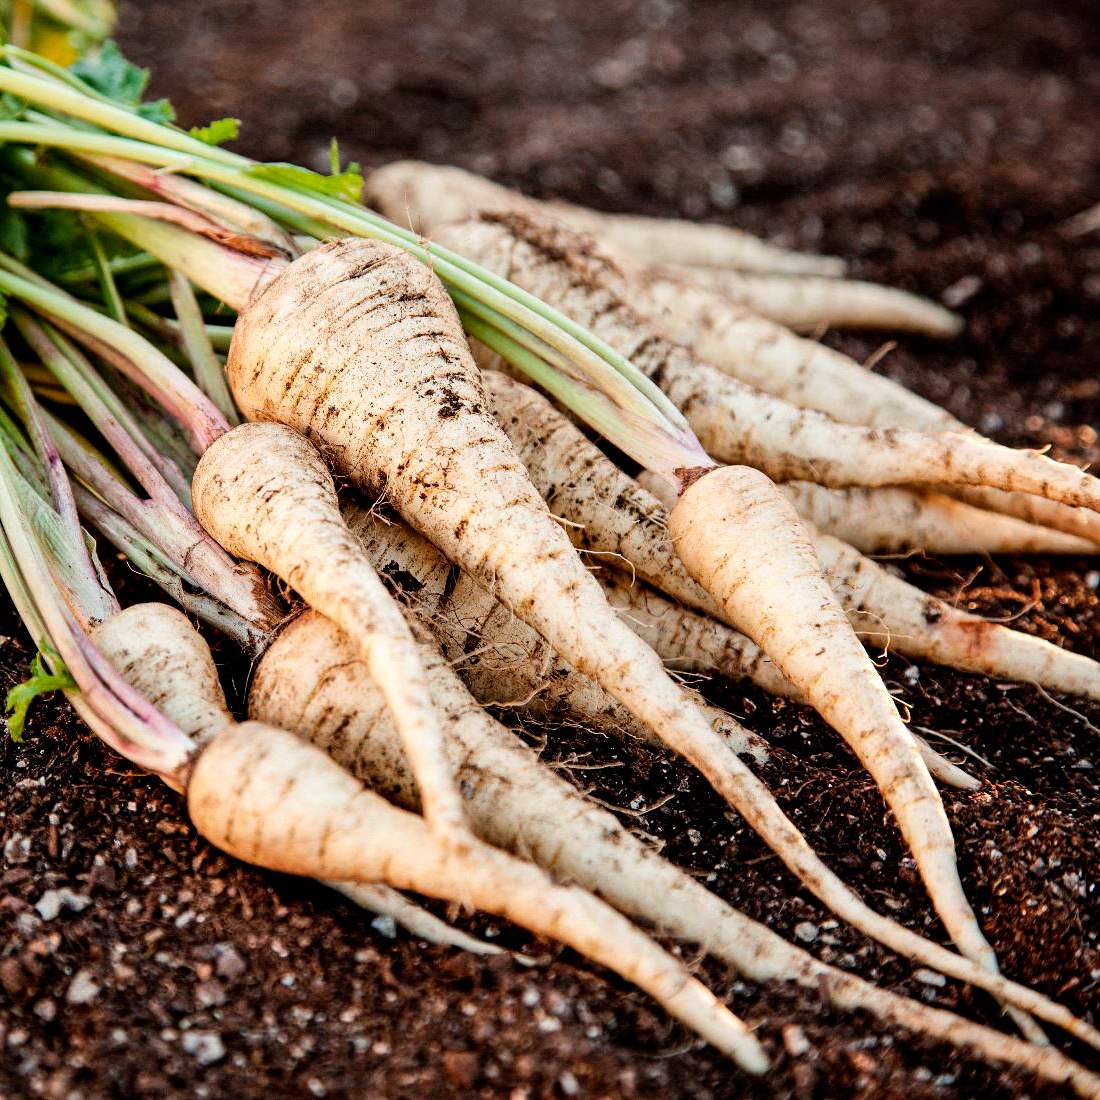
[641,262,963,338]
[191,421,471,846]
[489,372,1100,705]
[191,722,767,1069]
[440,213,1100,512]
[630,268,964,427]
[365,159,844,276]
[250,610,1100,1095]
[668,467,1001,988]
[223,237,810,883]
[778,482,1096,555]
[91,602,763,1067]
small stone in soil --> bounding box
[66,969,100,1005]
[213,944,246,980]
[794,921,819,943]
[181,1031,226,1066]
[34,888,90,921]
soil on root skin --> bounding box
[4,0,1100,1096]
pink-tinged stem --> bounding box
[8,190,289,260]
[0,265,229,452]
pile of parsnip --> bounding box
[4,40,1100,1094]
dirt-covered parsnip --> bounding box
[639,262,963,338]
[440,213,1100,512]
[250,611,1100,1090]
[88,600,497,955]
[635,280,957,429]
[638,469,1097,557]
[624,272,1100,548]
[191,421,471,846]
[341,502,771,758]
[482,371,966,785]
[490,372,1100,704]
[668,466,1005,994]
[341,507,993,967]
[224,237,797,857]
[77,601,764,1067]
[191,723,767,1070]
[364,159,844,276]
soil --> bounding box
[4,0,1100,1096]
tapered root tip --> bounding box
[713,1019,770,1075]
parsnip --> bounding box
[630,267,963,428]
[250,610,1100,1095]
[191,421,471,846]
[489,372,1100,705]
[642,262,963,338]
[91,602,765,1068]
[779,481,1096,556]
[440,212,1100,512]
[192,722,768,1070]
[668,467,1003,993]
[365,159,844,276]
[223,237,812,892]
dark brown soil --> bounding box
[4,1,1100,1096]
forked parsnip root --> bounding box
[249,611,1100,1091]
[90,602,497,953]
[365,159,844,276]
[224,237,810,885]
[191,422,471,847]
[668,467,1006,990]
[338,513,995,967]
[640,262,964,338]
[440,212,1100,513]
[189,720,768,1070]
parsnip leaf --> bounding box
[5,648,75,741]
[189,117,240,146]
[69,40,175,124]
[245,161,363,204]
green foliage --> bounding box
[5,646,75,741]
[0,91,26,120]
[0,205,29,261]
[69,39,174,124]
[188,116,240,146]
[245,161,363,204]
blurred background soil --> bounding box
[3,1,1100,1096]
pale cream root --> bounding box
[645,262,963,338]
[192,421,470,844]
[225,236,802,878]
[249,611,1100,1084]
[780,482,1096,555]
[189,721,768,1070]
[669,466,998,980]
[438,212,1100,513]
[365,159,844,275]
